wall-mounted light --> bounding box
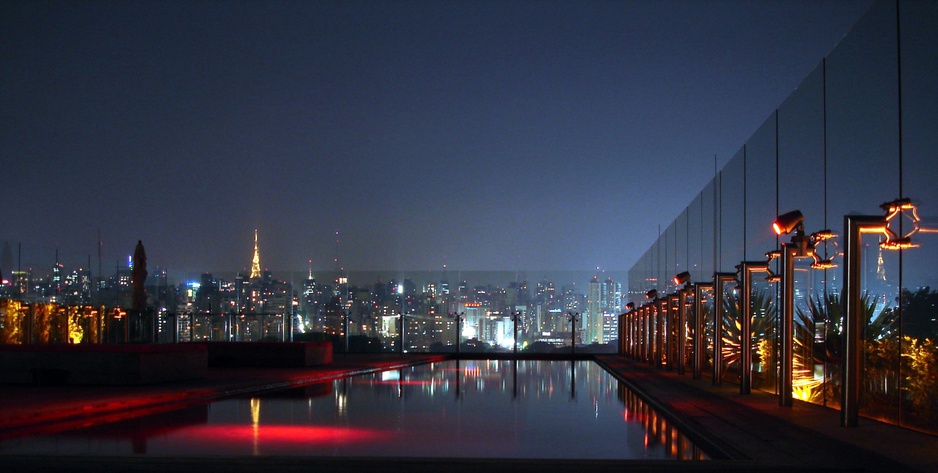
[672,271,691,287]
[880,197,921,250]
[773,210,805,236]
[808,229,838,269]
[646,289,658,300]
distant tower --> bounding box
[250,229,262,280]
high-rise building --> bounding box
[601,277,622,344]
[586,277,603,344]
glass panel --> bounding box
[778,60,840,407]
[664,222,677,294]
[827,0,900,424]
[751,276,777,395]
[683,292,695,370]
[720,150,745,272]
[701,180,717,278]
[778,63,827,234]
[676,209,689,283]
[720,279,741,385]
[898,0,938,434]
[699,286,715,379]
[688,192,703,283]
[744,113,779,261]
[652,239,662,293]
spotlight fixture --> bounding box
[645,289,658,300]
[625,302,635,311]
[672,271,691,287]
[773,210,805,236]
[765,250,781,261]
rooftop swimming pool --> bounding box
[0,360,709,461]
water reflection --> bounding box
[0,360,708,460]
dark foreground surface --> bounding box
[1,353,936,472]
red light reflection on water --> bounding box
[172,424,390,447]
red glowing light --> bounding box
[173,424,390,447]
[772,222,783,235]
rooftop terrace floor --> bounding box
[1,353,935,472]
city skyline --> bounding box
[1,241,627,350]
[2,0,874,274]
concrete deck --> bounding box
[0,354,935,472]
[593,356,938,473]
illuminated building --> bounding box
[250,229,261,280]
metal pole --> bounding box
[638,307,644,361]
[655,300,664,367]
[842,215,887,427]
[567,312,579,354]
[513,311,518,355]
[399,311,404,355]
[646,305,653,363]
[570,313,575,354]
[779,247,796,406]
[625,309,636,358]
[344,310,350,353]
[455,312,463,355]
[677,290,688,375]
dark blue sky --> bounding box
[1,0,872,274]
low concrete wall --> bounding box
[0,344,207,385]
[204,341,333,368]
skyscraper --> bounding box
[586,277,602,344]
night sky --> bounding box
[1,0,873,276]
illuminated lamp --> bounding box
[625,302,635,311]
[645,289,658,300]
[773,210,805,236]
[880,198,922,250]
[810,259,837,270]
[765,250,781,261]
[881,237,918,250]
[880,197,914,216]
[672,271,691,287]
[811,229,836,242]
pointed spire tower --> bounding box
[250,229,262,280]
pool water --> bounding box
[0,360,708,460]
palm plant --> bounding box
[720,288,777,386]
[795,291,883,406]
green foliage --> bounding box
[720,288,777,381]
[899,287,938,341]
